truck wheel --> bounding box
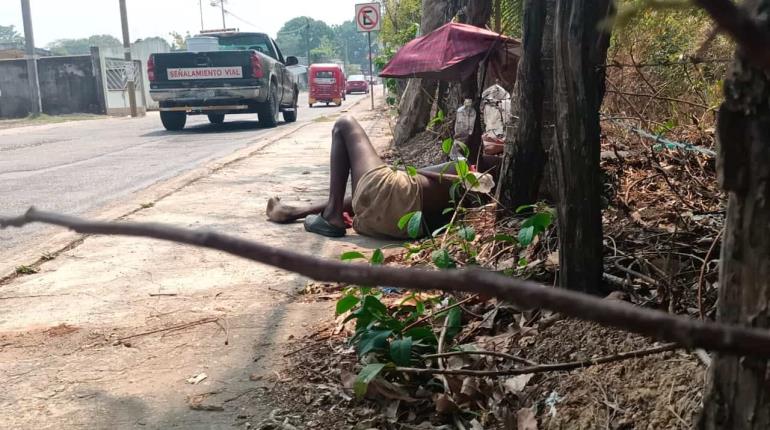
[160,112,186,131]
[208,114,225,124]
[258,82,280,128]
[283,91,298,123]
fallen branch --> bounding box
[422,350,537,366]
[4,208,770,358]
[397,343,679,377]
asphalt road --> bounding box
[0,92,371,259]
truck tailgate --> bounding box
[151,51,261,89]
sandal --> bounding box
[304,214,347,238]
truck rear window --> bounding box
[217,34,275,58]
[315,71,335,79]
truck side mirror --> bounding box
[285,56,299,66]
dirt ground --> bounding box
[0,97,394,429]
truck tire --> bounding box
[258,81,280,128]
[283,91,298,123]
[208,114,225,124]
[160,112,186,131]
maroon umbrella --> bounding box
[379,22,521,82]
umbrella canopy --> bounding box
[379,22,521,82]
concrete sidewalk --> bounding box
[0,97,393,429]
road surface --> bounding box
[0,92,368,267]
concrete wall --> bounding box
[0,59,31,118]
[38,55,103,115]
[0,54,106,119]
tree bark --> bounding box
[552,0,612,295]
[499,0,548,210]
[460,0,493,163]
[394,0,453,146]
[699,1,770,427]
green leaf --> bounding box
[444,306,462,341]
[442,207,455,215]
[407,211,423,239]
[518,257,528,267]
[456,159,469,179]
[404,326,437,345]
[356,329,392,356]
[442,138,453,155]
[370,249,384,265]
[464,173,480,188]
[516,204,536,214]
[457,226,476,242]
[492,234,516,243]
[456,141,470,158]
[449,182,461,201]
[390,337,413,366]
[406,166,418,177]
[522,212,553,231]
[432,224,449,237]
[361,295,388,317]
[432,249,455,269]
[341,251,367,261]
[398,211,416,231]
[354,363,387,399]
[518,225,535,246]
[336,294,360,315]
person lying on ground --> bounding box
[266,115,502,239]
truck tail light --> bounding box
[250,52,263,79]
[147,54,156,82]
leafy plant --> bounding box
[516,204,555,247]
[427,110,446,129]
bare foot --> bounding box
[266,197,300,223]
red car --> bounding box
[346,75,370,94]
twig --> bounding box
[116,317,219,342]
[400,296,477,334]
[422,350,537,366]
[5,208,770,358]
[395,343,679,377]
[698,229,724,320]
[605,90,711,110]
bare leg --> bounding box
[266,116,383,227]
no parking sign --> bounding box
[356,3,381,32]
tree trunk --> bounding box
[394,0,453,146]
[699,2,770,427]
[498,0,548,210]
[460,0,493,163]
[539,0,557,201]
[552,0,612,295]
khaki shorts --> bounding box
[352,165,423,239]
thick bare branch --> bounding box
[693,0,770,70]
[5,208,770,358]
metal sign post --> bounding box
[355,3,381,110]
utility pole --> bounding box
[199,0,204,30]
[220,0,226,28]
[20,0,41,116]
[119,0,138,117]
[305,17,311,66]
[367,31,374,110]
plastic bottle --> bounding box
[451,99,476,161]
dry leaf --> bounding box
[433,393,458,414]
[517,407,538,430]
[503,373,534,394]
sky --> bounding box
[1,0,366,47]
